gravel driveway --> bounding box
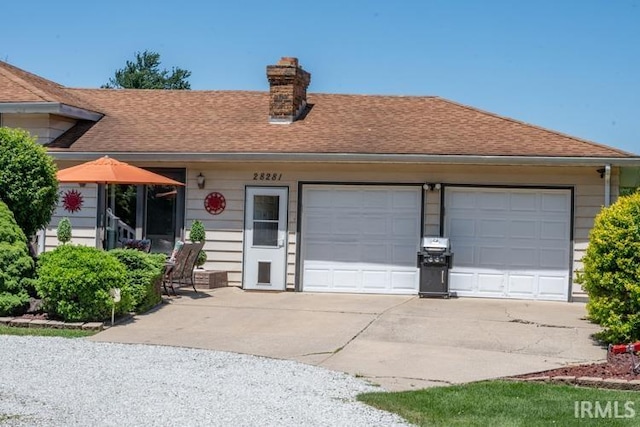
[0,336,408,426]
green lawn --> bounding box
[0,325,97,338]
[358,380,640,426]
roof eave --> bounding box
[0,102,103,121]
[47,151,640,167]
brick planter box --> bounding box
[193,270,228,289]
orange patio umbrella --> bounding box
[56,155,184,186]
[56,155,184,249]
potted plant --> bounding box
[57,217,72,244]
[189,220,207,268]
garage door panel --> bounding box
[452,245,475,265]
[449,270,474,291]
[450,192,476,209]
[478,273,504,293]
[361,216,387,236]
[479,246,508,266]
[508,275,535,295]
[510,193,537,211]
[480,219,508,238]
[540,249,568,268]
[302,185,421,294]
[362,271,387,289]
[332,212,361,232]
[333,270,359,288]
[305,214,332,235]
[479,192,508,210]
[362,191,389,208]
[541,221,569,240]
[304,269,331,288]
[510,220,537,238]
[361,243,389,263]
[510,248,538,267]
[539,276,568,299]
[393,217,420,236]
[542,193,570,212]
[393,190,421,208]
[446,187,570,301]
[391,271,420,290]
[450,218,475,237]
[393,243,419,265]
[305,190,333,207]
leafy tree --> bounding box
[103,50,191,89]
[0,127,58,239]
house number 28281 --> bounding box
[253,172,282,181]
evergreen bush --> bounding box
[0,201,34,315]
[576,192,640,343]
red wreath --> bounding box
[62,189,84,213]
[204,192,226,215]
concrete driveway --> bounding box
[91,287,605,391]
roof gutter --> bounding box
[0,102,103,121]
[47,151,640,166]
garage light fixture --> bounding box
[423,183,441,191]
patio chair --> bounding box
[162,243,193,296]
[162,241,205,295]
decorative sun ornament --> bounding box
[204,192,226,215]
[62,189,84,213]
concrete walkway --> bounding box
[91,287,605,391]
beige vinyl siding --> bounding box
[181,162,614,297]
[2,113,75,144]
[45,184,98,250]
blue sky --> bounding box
[2,0,638,154]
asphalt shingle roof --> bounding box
[0,60,633,158]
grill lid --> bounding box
[421,237,450,252]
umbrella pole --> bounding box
[107,184,117,250]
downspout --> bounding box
[604,164,612,207]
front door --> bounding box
[243,187,288,290]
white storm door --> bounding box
[243,187,288,291]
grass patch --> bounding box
[0,325,97,338]
[358,380,640,426]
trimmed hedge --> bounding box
[576,192,640,343]
[36,245,133,322]
[0,201,34,316]
[109,249,165,313]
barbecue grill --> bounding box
[417,237,453,298]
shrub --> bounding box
[109,249,165,313]
[189,220,207,267]
[0,127,58,239]
[0,201,34,316]
[57,217,72,244]
[36,245,132,322]
[576,192,640,344]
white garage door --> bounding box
[301,185,421,294]
[444,187,571,301]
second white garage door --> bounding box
[444,187,572,301]
[301,185,421,294]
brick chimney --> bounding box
[266,57,311,123]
